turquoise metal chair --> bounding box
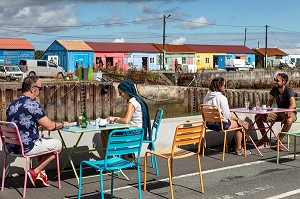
[78,128,144,199]
[143,108,163,175]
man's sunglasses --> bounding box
[34,85,42,91]
[274,78,280,82]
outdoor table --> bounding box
[230,108,295,156]
[58,123,135,183]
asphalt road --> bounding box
[1,141,300,199]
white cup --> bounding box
[99,119,107,127]
[262,105,267,109]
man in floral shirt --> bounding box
[6,76,68,187]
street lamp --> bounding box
[162,14,171,70]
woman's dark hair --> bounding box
[22,76,39,92]
[209,77,225,92]
[277,73,288,83]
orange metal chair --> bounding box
[144,120,205,199]
[0,121,61,198]
[200,104,247,161]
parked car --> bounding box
[225,59,254,71]
[19,59,65,78]
[0,65,25,81]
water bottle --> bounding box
[81,112,87,128]
[256,94,260,110]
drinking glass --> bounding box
[244,101,250,109]
[78,113,83,127]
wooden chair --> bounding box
[200,104,247,161]
[142,108,163,175]
[144,120,204,199]
[0,121,61,198]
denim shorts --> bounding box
[206,119,231,131]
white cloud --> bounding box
[14,7,31,18]
[171,37,186,44]
[113,38,125,42]
[106,16,124,27]
[0,4,78,33]
[180,17,215,29]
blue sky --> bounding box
[0,0,300,51]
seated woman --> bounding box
[106,79,152,157]
[203,77,251,156]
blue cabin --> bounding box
[41,40,94,72]
[0,38,35,65]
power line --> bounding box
[268,26,300,33]
[0,17,163,29]
[170,18,264,28]
[0,27,162,40]
[269,28,300,54]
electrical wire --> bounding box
[268,28,300,54]
[0,17,163,29]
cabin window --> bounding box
[205,58,210,63]
[150,58,154,64]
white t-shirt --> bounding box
[129,97,143,127]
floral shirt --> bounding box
[6,95,46,154]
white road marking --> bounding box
[265,189,300,199]
[69,154,299,199]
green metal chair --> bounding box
[277,97,300,164]
[277,131,300,164]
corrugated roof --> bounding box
[56,40,93,51]
[152,44,194,53]
[281,48,300,55]
[0,38,35,50]
[186,44,255,54]
[252,48,287,56]
[85,42,159,53]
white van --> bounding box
[19,60,65,78]
[225,59,254,71]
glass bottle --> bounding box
[81,112,87,128]
[256,93,260,110]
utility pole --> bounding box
[162,14,171,70]
[265,25,268,68]
[244,28,247,46]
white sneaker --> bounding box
[235,148,251,156]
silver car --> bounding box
[0,65,25,81]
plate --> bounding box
[107,123,115,126]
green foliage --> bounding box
[35,50,44,59]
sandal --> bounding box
[237,119,250,130]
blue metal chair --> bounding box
[78,128,144,199]
[143,108,163,175]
